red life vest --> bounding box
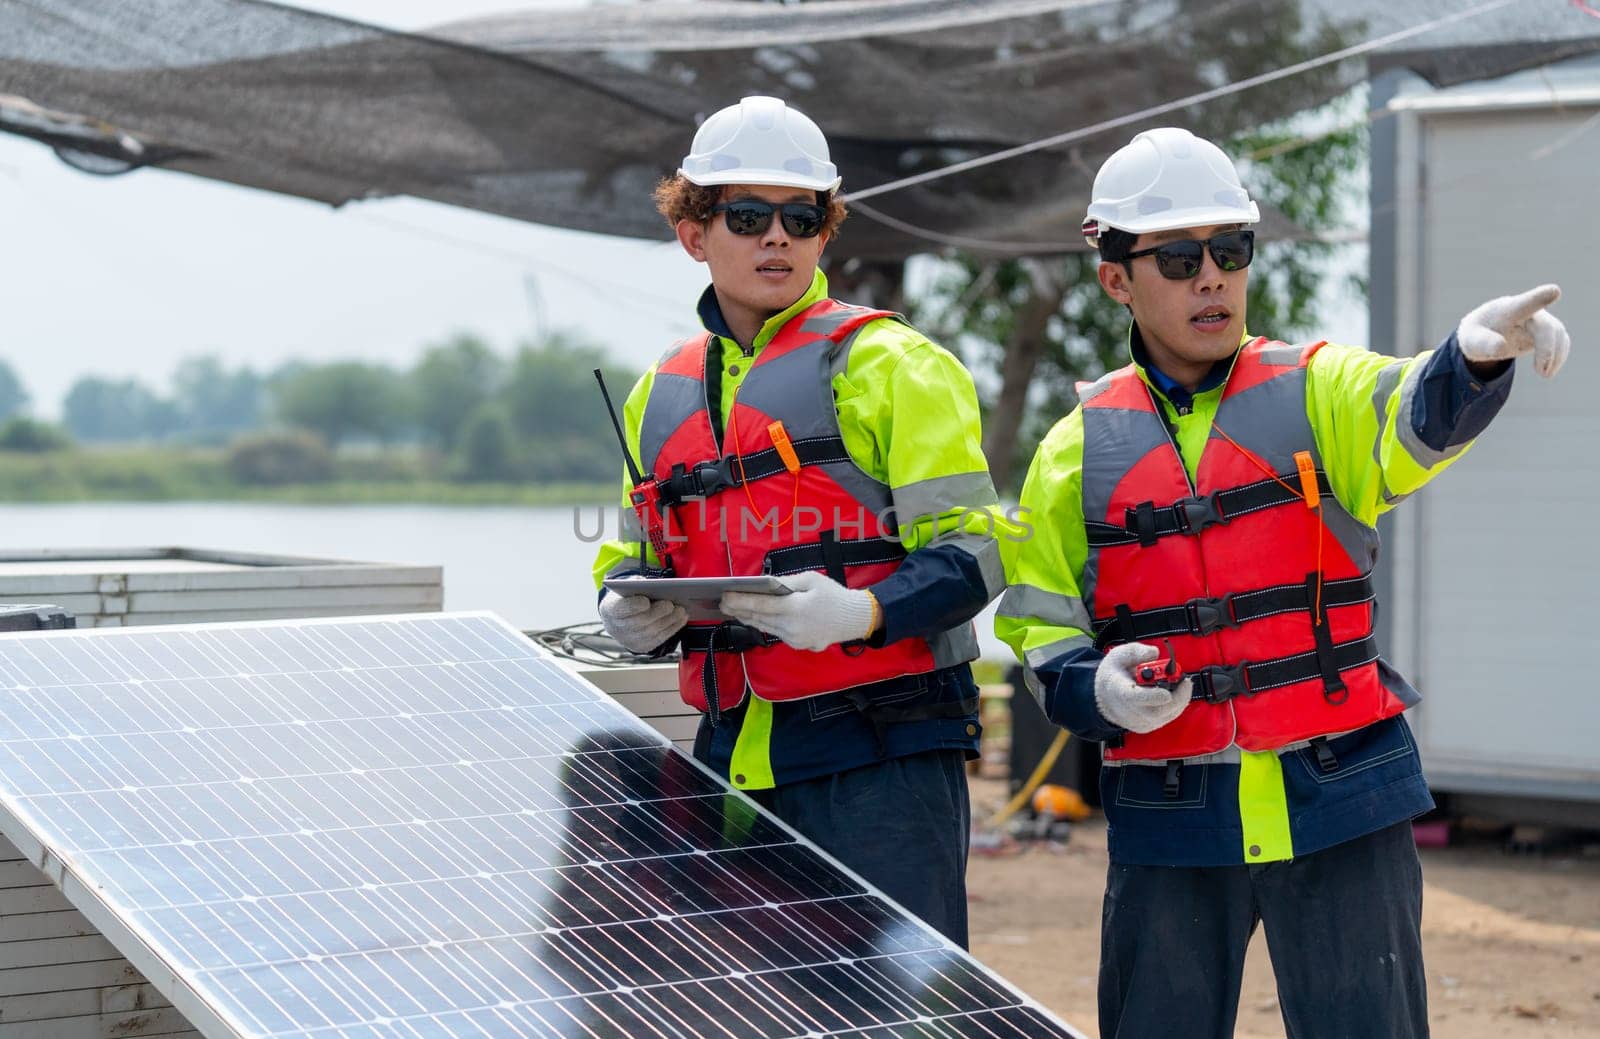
[631,298,947,721]
[1079,338,1412,761]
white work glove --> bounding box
[719,570,877,652]
[1094,642,1193,735]
[1457,283,1571,378]
[597,591,687,655]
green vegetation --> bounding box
[0,361,29,423]
[969,658,1011,685]
[0,416,71,453]
[226,431,335,486]
[0,332,635,504]
[0,445,613,504]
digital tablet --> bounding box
[602,575,792,621]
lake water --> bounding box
[0,502,1009,657]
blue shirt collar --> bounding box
[695,271,831,351]
[1130,323,1232,405]
[696,284,737,342]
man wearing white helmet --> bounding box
[592,96,1007,945]
[997,126,1570,1036]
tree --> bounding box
[171,355,265,442]
[0,359,29,421]
[0,416,70,452]
[271,362,410,448]
[410,334,504,451]
[62,377,181,442]
[501,331,635,478]
[453,402,520,482]
[912,254,1126,493]
[226,430,334,485]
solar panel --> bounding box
[0,612,1081,1039]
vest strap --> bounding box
[1190,634,1379,705]
[1306,573,1351,705]
[1094,575,1374,646]
[762,535,907,577]
[1085,470,1333,547]
[726,434,853,488]
[701,625,724,727]
[818,531,870,658]
[680,622,780,655]
[818,529,847,583]
[654,436,852,508]
[682,622,780,726]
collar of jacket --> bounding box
[695,269,830,355]
[1125,322,1253,409]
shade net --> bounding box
[1,0,1596,259]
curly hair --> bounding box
[652,174,848,238]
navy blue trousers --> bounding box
[749,748,971,948]
[1099,820,1428,1039]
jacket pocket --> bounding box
[1290,716,1417,785]
[1112,762,1210,810]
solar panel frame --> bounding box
[0,611,1084,1039]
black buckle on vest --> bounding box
[1173,491,1229,535]
[1193,662,1250,704]
[1310,736,1340,774]
[691,459,735,498]
[1185,594,1240,636]
[658,459,735,506]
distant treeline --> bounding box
[0,332,639,487]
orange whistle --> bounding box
[1294,450,1319,508]
[768,421,801,474]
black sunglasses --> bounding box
[710,200,828,239]
[1124,229,1255,280]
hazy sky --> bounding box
[0,0,708,418]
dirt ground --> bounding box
[965,776,1600,1038]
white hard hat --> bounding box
[1082,127,1259,245]
[679,95,842,192]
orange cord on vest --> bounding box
[726,401,801,530]
[1210,424,1326,623]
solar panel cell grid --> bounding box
[0,613,1079,1039]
